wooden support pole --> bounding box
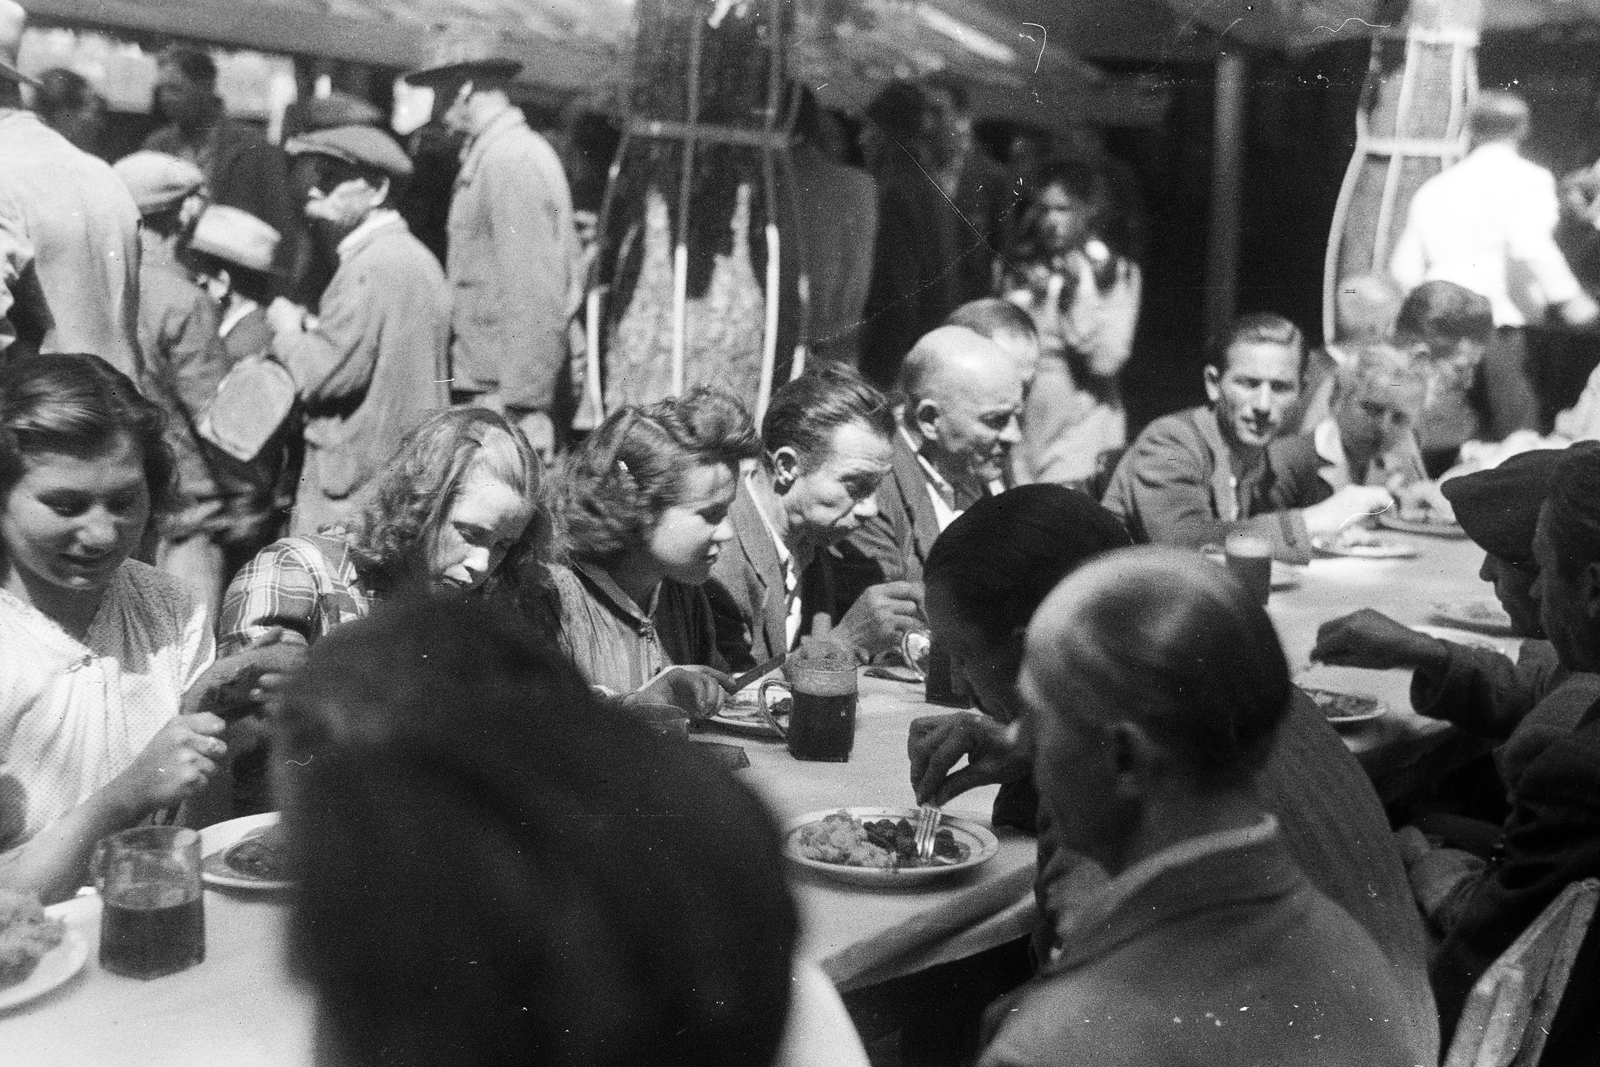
[1205,50,1248,343]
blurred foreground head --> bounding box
[1021,548,1290,871]
[278,597,797,1067]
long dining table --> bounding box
[1,524,1507,1062]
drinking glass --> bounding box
[92,825,205,979]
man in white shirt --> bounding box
[1392,90,1598,435]
[835,326,1023,603]
[1277,342,1429,495]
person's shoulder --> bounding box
[110,559,197,627]
[1130,406,1210,449]
[980,971,1153,1067]
[1515,708,1600,801]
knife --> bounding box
[724,652,787,694]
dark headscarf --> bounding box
[280,597,796,1067]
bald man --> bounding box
[835,325,1024,603]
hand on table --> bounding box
[105,713,228,816]
[1311,609,1451,673]
[627,664,736,721]
[1302,485,1394,539]
[908,712,1030,806]
[836,580,925,660]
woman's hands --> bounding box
[908,712,1031,806]
[104,713,228,818]
[627,664,737,721]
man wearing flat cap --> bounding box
[113,150,237,617]
[0,0,142,375]
[405,48,581,459]
[268,124,449,535]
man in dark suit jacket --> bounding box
[706,365,924,670]
[1427,442,1600,1064]
[835,326,1023,610]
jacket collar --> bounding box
[336,209,406,261]
[457,107,528,186]
[888,429,945,562]
[1050,815,1300,972]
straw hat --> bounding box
[285,124,412,178]
[403,35,521,88]
[0,1,39,89]
[112,151,205,216]
[189,205,281,274]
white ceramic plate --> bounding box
[0,908,87,1013]
[1431,599,1515,635]
[200,812,291,891]
[1376,512,1466,539]
[783,807,999,887]
[704,696,785,739]
[1312,534,1418,559]
[1299,686,1389,727]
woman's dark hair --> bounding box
[762,363,894,472]
[0,353,175,514]
[33,68,98,123]
[556,387,758,566]
[924,484,1132,649]
[351,408,550,594]
[157,45,218,88]
[1392,280,1494,347]
[1044,547,1290,790]
[280,597,797,1067]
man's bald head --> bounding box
[901,326,1024,488]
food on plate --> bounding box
[1303,689,1382,721]
[796,811,968,869]
[0,889,65,990]
[223,824,288,881]
[1329,526,1386,549]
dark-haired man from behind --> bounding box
[706,365,924,669]
[978,548,1438,1067]
[1101,312,1392,563]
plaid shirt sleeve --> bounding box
[217,538,337,656]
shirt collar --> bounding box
[460,106,526,165]
[571,559,659,634]
[218,296,260,339]
[336,209,402,260]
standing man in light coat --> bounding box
[0,0,142,375]
[265,125,450,535]
[404,53,581,460]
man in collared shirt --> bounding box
[977,548,1439,1067]
[707,365,924,669]
[1392,90,1598,435]
[1100,312,1393,563]
[1278,341,1429,497]
[404,54,581,460]
[267,125,449,535]
[835,325,1022,604]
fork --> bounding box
[913,803,942,862]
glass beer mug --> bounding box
[758,640,858,762]
[92,826,206,979]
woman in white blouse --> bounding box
[0,355,224,903]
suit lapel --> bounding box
[892,431,944,566]
[728,486,788,658]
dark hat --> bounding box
[1441,449,1566,564]
[0,1,40,89]
[403,37,521,88]
[295,90,383,131]
[285,124,412,178]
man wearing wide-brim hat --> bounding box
[0,0,143,376]
[266,124,450,535]
[405,41,581,459]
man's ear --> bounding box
[371,177,392,208]
[770,446,800,492]
[913,398,942,444]
[1203,365,1222,405]
[1107,720,1162,804]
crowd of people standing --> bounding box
[10,0,1600,1062]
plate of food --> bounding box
[0,891,85,1012]
[1431,599,1515,635]
[201,812,292,890]
[705,693,787,739]
[1376,511,1465,538]
[1301,687,1389,727]
[1311,528,1418,559]
[783,807,999,887]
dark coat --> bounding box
[1099,405,1322,563]
[1434,697,1600,1065]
